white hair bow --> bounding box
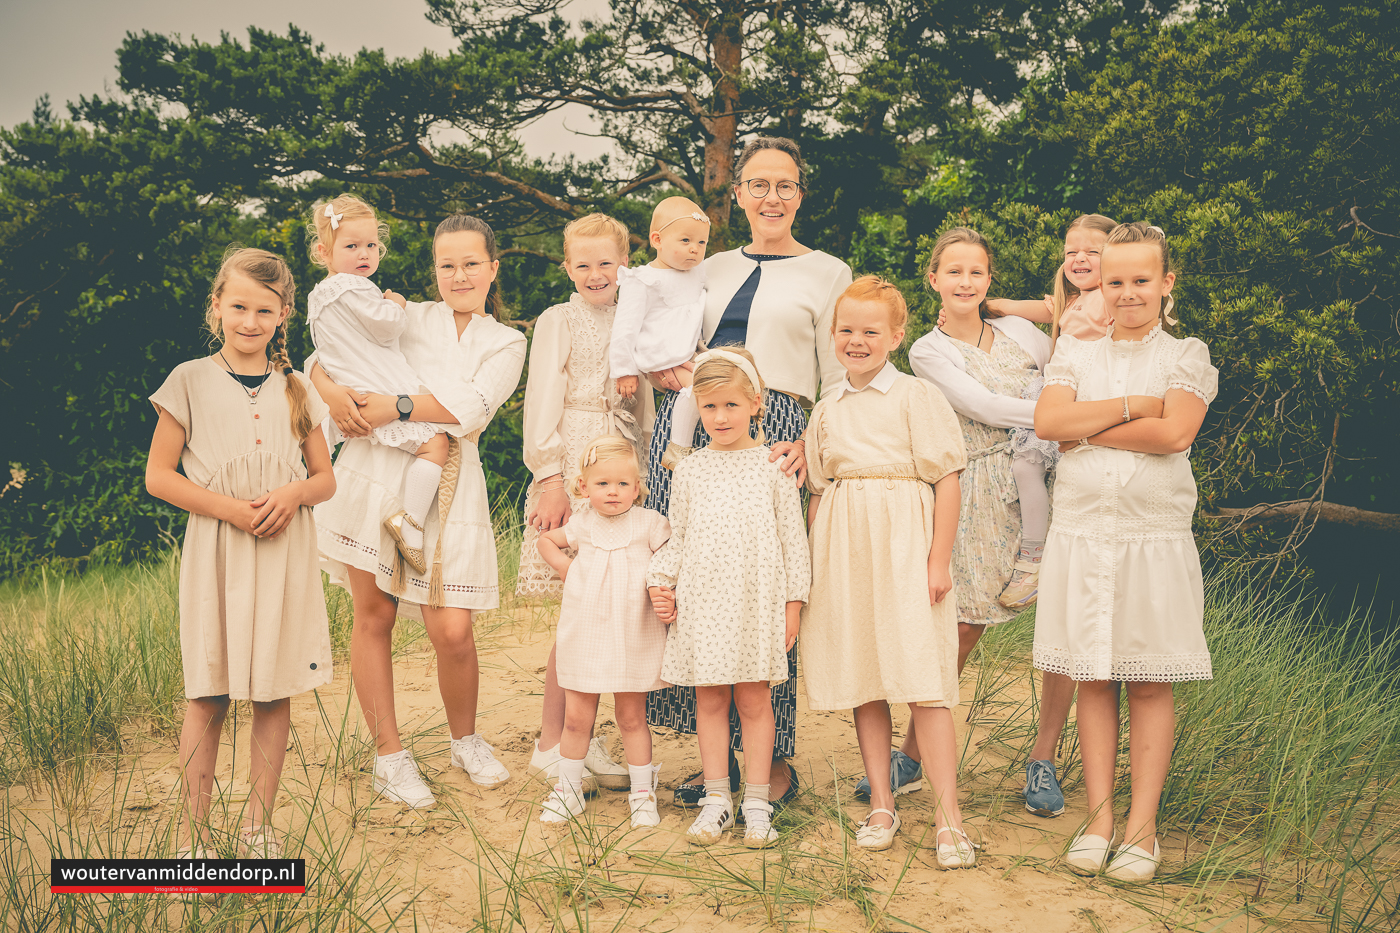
[323,203,344,231]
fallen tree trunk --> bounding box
[1204,501,1400,534]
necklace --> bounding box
[940,318,989,351]
[219,351,271,405]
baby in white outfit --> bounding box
[609,197,710,464]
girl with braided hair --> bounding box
[146,247,336,858]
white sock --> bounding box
[671,387,699,447]
[628,763,655,794]
[557,755,586,798]
[401,459,442,549]
[744,782,770,805]
[703,777,731,801]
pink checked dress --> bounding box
[555,506,672,694]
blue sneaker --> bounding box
[1024,759,1065,817]
[854,749,923,801]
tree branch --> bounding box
[1204,501,1400,534]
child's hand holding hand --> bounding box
[649,586,676,624]
[384,289,408,309]
[327,384,372,438]
[250,484,306,539]
[784,600,802,651]
[927,560,953,605]
[224,499,265,536]
[616,376,639,399]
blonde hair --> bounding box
[691,346,767,444]
[307,194,389,269]
[569,434,648,504]
[1050,213,1116,348]
[834,275,909,339]
[1104,221,1177,331]
[561,213,630,271]
[206,247,313,442]
[924,227,1003,320]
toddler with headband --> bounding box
[610,197,710,468]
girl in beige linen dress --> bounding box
[517,214,655,789]
[803,276,974,865]
[146,248,335,858]
[533,436,671,828]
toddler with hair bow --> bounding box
[305,194,451,575]
[609,197,711,469]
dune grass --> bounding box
[0,511,1396,931]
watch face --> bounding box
[397,396,413,415]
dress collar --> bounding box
[828,361,899,401]
[1106,322,1164,348]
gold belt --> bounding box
[834,468,922,489]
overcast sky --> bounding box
[0,0,613,160]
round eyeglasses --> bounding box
[437,261,493,278]
[737,178,803,201]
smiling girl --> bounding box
[518,212,653,791]
[311,214,527,809]
[147,248,335,857]
[802,277,974,864]
[1033,222,1217,883]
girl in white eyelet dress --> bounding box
[1033,222,1218,885]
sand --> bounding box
[17,604,1324,931]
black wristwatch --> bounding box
[396,395,414,421]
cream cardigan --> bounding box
[700,248,852,404]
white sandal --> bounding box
[1066,831,1116,875]
[936,825,977,869]
[855,808,901,850]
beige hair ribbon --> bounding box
[693,349,762,398]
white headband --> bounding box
[655,210,710,234]
[323,203,344,231]
[693,349,762,399]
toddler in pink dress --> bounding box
[535,435,671,828]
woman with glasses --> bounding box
[644,136,853,809]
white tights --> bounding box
[1012,451,1050,550]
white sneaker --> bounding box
[741,800,779,849]
[528,741,598,795]
[540,783,588,823]
[583,736,630,790]
[373,750,436,808]
[450,734,511,788]
[628,763,662,828]
[686,792,734,845]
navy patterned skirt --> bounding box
[645,388,808,758]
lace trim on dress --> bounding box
[328,533,498,598]
[307,273,374,325]
[1044,376,1077,389]
[1105,323,1164,348]
[1033,645,1212,682]
[1168,381,1211,403]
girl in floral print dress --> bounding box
[646,347,810,851]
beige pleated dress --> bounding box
[516,294,655,598]
[802,366,968,711]
[150,359,334,702]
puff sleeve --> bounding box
[1041,334,1085,392]
[647,509,672,553]
[909,379,968,484]
[1167,338,1219,405]
[803,403,834,496]
[610,266,649,378]
[297,371,331,431]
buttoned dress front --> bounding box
[150,360,333,701]
[802,366,968,710]
[1033,326,1219,682]
[555,507,672,694]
